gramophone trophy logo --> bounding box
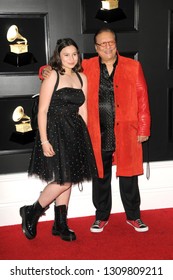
[7,25,28,54]
[12,106,32,133]
[4,25,37,67]
[96,0,126,23]
[101,0,119,10]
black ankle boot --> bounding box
[20,201,48,239]
[52,205,76,241]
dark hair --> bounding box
[49,38,83,74]
[94,27,117,44]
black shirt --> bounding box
[99,58,117,151]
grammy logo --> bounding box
[12,106,32,133]
[101,0,119,10]
[3,25,37,67]
[7,25,28,54]
[96,0,126,23]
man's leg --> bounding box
[119,176,149,232]
[90,151,113,232]
[119,176,140,220]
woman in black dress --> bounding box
[20,38,97,241]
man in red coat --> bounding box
[83,27,151,233]
[39,27,151,233]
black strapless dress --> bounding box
[28,86,97,184]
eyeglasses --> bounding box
[96,40,116,48]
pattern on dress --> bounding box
[28,74,97,184]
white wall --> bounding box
[0,161,173,226]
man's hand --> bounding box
[138,136,149,143]
[42,65,52,79]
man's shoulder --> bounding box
[82,56,100,74]
[83,56,99,66]
[119,54,139,65]
[118,55,141,72]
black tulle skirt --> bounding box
[28,87,97,184]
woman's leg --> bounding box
[55,186,72,207]
[38,182,71,208]
[20,182,72,240]
[49,184,75,241]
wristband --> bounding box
[41,140,49,145]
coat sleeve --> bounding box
[137,63,151,136]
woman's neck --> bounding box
[63,68,73,76]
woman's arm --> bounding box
[37,70,57,156]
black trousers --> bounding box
[92,151,141,221]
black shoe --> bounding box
[52,205,76,241]
[52,223,76,241]
[20,205,35,239]
[20,201,48,239]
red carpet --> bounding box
[0,208,173,260]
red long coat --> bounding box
[82,54,151,178]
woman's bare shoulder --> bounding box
[78,72,87,82]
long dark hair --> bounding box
[49,38,83,74]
